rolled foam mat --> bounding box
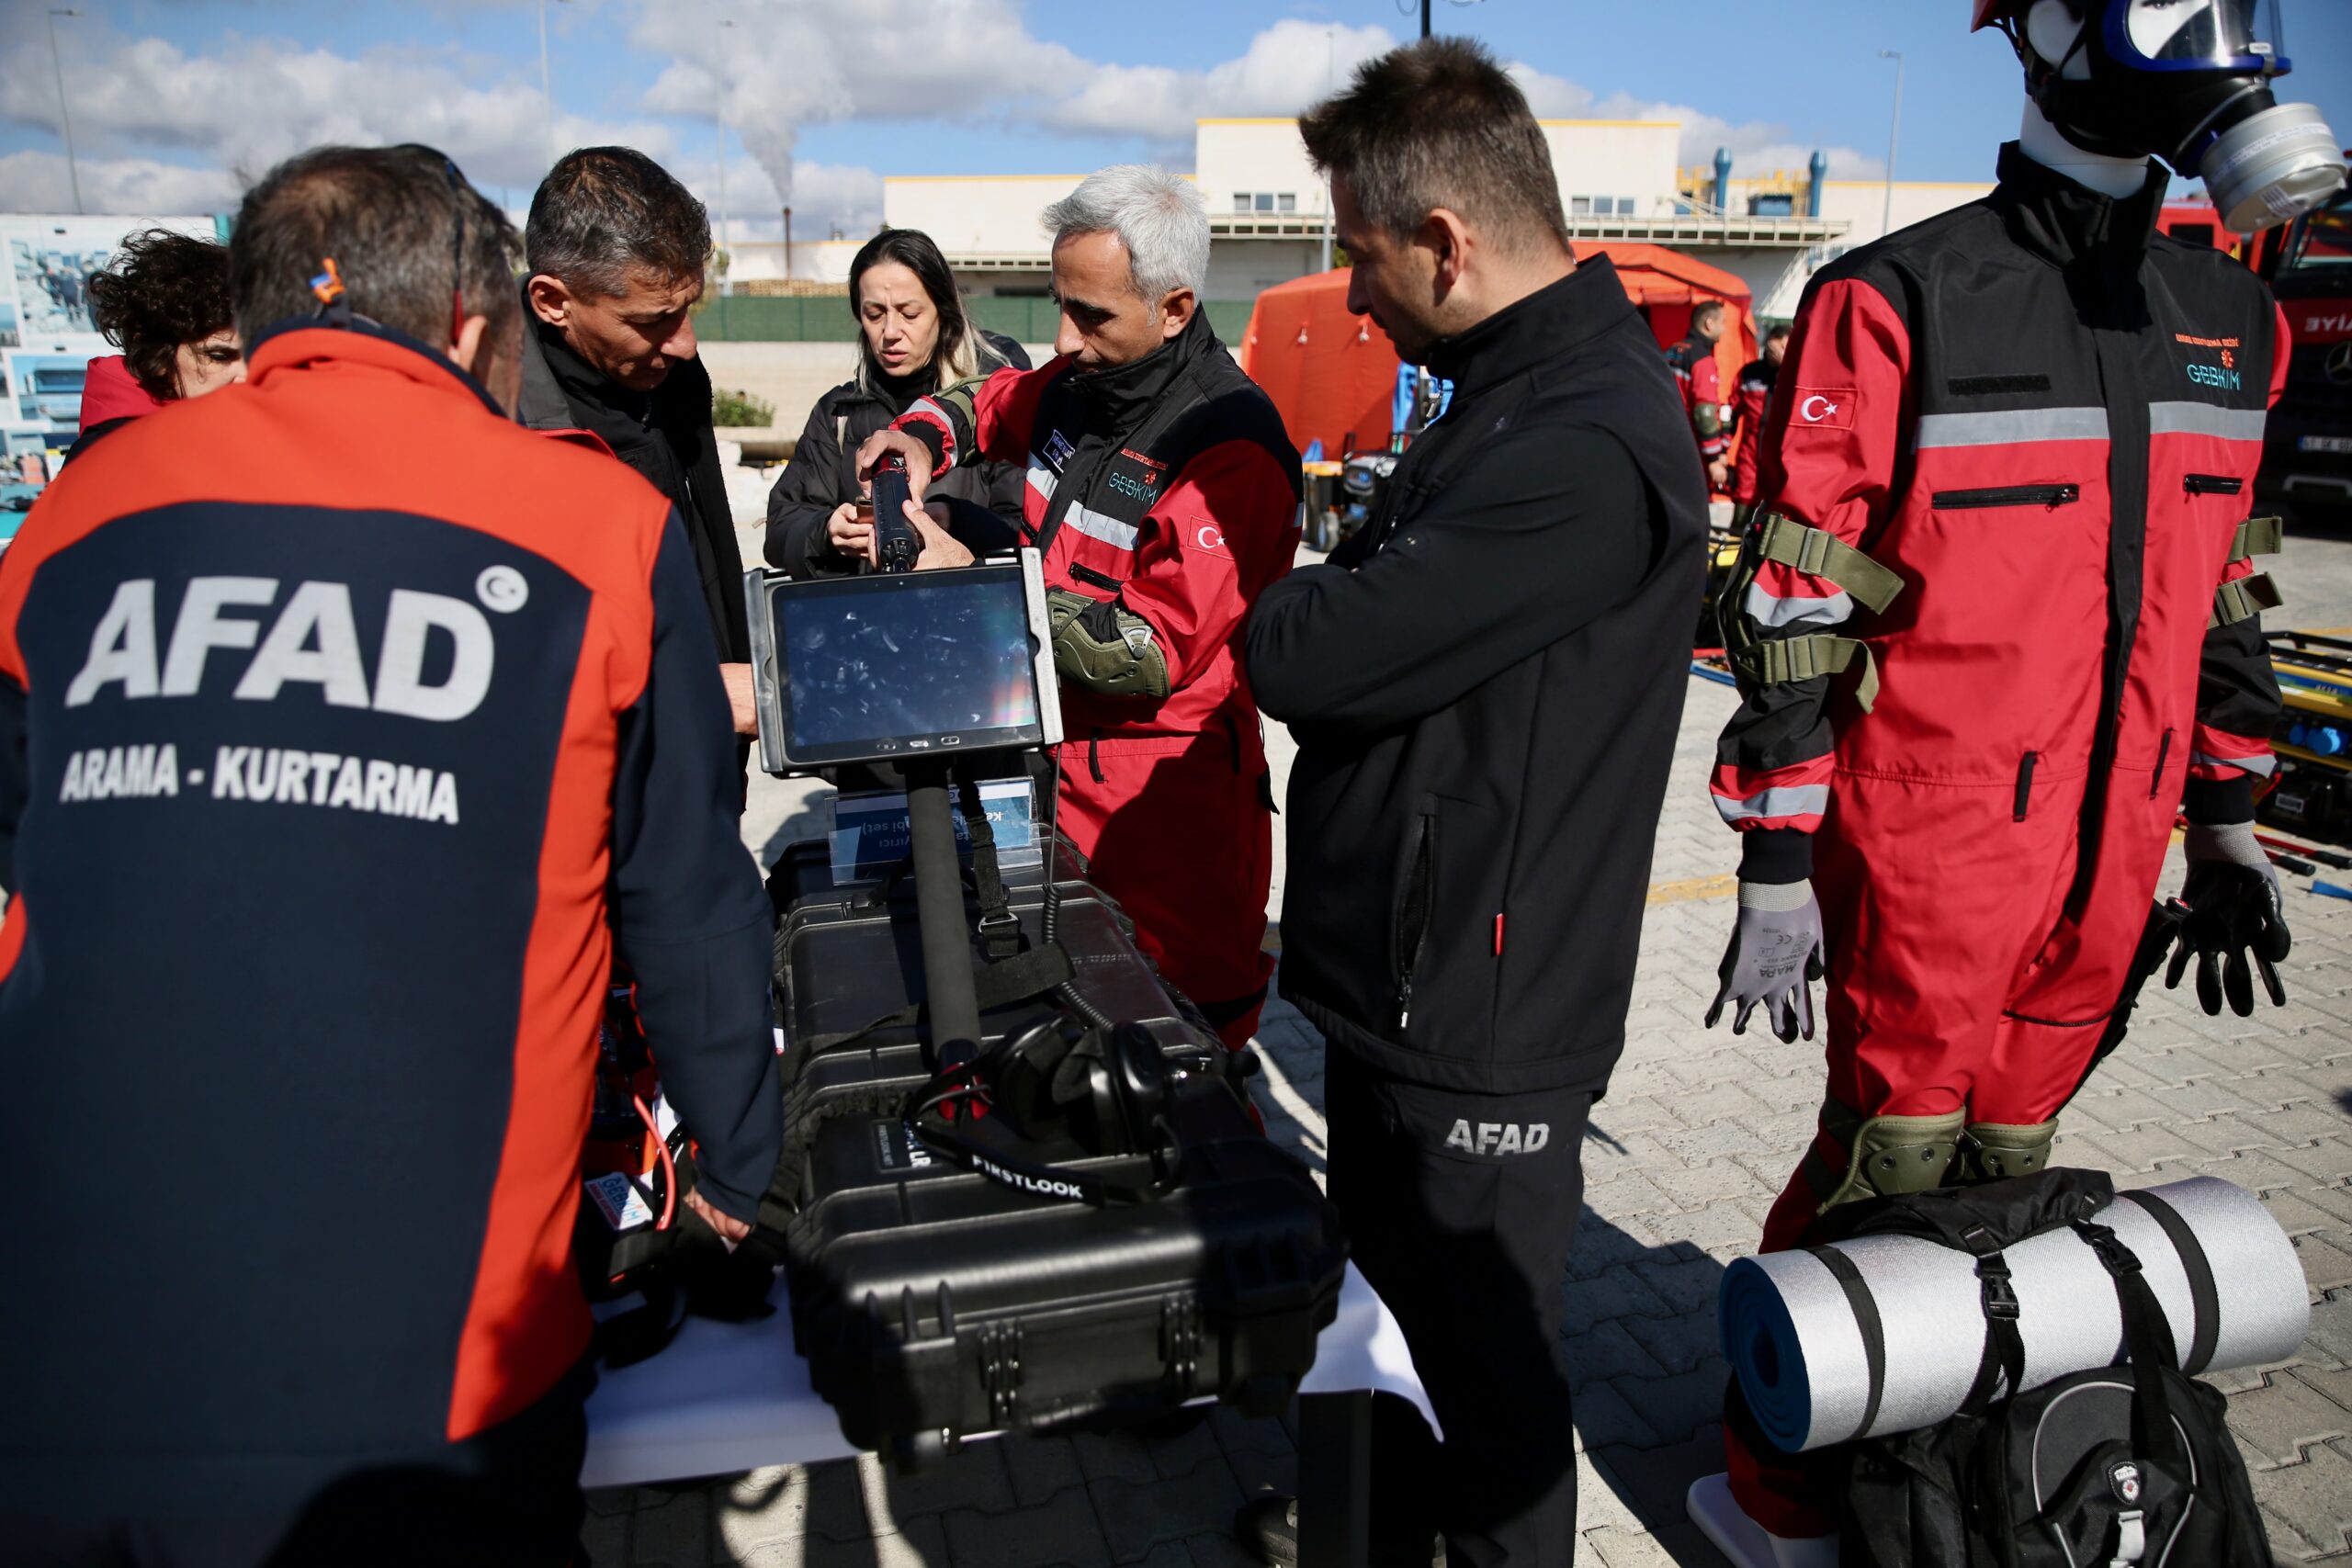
[1719,1176,2309,1452]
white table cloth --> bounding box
[582,1260,1433,1488]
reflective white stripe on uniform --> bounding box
[902,397,956,468]
[1063,502,1139,551]
[1913,407,2110,447]
[2189,748,2278,778]
[1743,581,1855,630]
[2148,401,2267,442]
[1714,784,1831,823]
[1026,457,1057,502]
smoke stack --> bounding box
[782,207,793,279]
[1807,151,1827,217]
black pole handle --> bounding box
[905,759,982,1070]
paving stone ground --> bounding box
[599,540,2352,1566]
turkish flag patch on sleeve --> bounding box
[1182,520,1233,558]
[1790,387,1856,431]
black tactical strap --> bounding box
[797,942,1076,1056]
[1812,1247,1886,1439]
[1956,1222,2027,1415]
[907,1038,1184,1208]
[910,1104,1174,1207]
[1028,349,1210,560]
[2121,1189,2220,1375]
[2075,1219,2189,1476]
[956,768,1022,961]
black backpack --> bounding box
[1817,1170,2271,1567]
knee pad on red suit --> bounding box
[1758,1099,1965,1255]
[1956,1118,2058,1183]
[1812,1099,1966,1213]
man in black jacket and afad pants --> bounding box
[1244,39,1707,1567]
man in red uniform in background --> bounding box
[1666,298,1731,493]
[854,165,1300,1049]
[1695,0,2343,1557]
[1729,321,1789,527]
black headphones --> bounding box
[911,1018,1212,1204]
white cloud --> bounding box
[1589,91,1883,182]
[1039,20,1398,148]
[695,152,885,244]
[631,0,1084,205]
[639,7,1871,197]
[0,150,236,216]
[782,160,885,236]
[0,24,680,209]
[0,4,1882,236]
[1508,63,1599,119]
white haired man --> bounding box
[857,164,1301,1049]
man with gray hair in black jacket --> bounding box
[1242,37,1707,1567]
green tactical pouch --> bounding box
[1046,586,1170,700]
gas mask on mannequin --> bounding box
[1974,0,2346,231]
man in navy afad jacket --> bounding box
[0,147,781,1566]
[1243,39,1706,1567]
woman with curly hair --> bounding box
[78,227,243,448]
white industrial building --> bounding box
[742,118,1993,320]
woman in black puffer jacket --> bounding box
[764,229,1030,575]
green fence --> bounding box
[696,295,1257,344]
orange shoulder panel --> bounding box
[0,330,672,710]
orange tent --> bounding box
[1238,243,1759,462]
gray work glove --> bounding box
[1705,879,1826,1043]
[2167,820,2290,1017]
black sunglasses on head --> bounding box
[390,143,469,343]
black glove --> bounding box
[2165,821,2290,1018]
[1705,879,1826,1043]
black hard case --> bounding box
[767,841,1346,1463]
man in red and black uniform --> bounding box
[1667,298,1732,493]
[856,165,1299,1050]
[1702,72,2297,1566]
[1728,321,1789,526]
[0,146,781,1565]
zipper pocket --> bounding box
[2183,473,2243,496]
[2151,728,2174,797]
[1395,814,1435,1030]
[2013,752,2039,822]
[1932,484,2080,511]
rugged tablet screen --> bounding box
[745,553,1061,772]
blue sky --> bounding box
[0,0,2344,233]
